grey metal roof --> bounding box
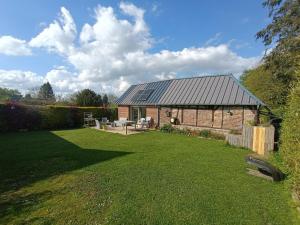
[115,75,265,106]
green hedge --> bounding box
[280,80,300,196]
[0,103,117,132]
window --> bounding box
[132,89,154,101]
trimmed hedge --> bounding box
[280,80,300,197]
[0,103,117,132]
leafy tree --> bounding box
[256,0,300,88]
[24,94,32,100]
[280,70,300,197]
[38,82,55,101]
[103,94,108,106]
[0,87,22,101]
[240,66,287,115]
[75,89,103,107]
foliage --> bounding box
[38,82,55,101]
[256,0,300,95]
[198,129,225,140]
[240,66,288,115]
[103,94,108,106]
[75,89,103,107]
[0,87,22,102]
[160,124,225,140]
[160,123,174,133]
[0,103,117,132]
[280,77,300,197]
[199,129,211,138]
[0,129,297,224]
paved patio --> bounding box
[92,125,149,135]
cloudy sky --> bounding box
[0,0,269,96]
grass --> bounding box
[0,128,298,225]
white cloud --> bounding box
[0,36,32,56]
[29,7,76,55]
[0,70,43,92]
[0,3,261,96]
[204,33,222,46]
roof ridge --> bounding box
[131,74,232,86]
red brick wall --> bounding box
[213,108,223,128]
[222,106,243,130]
[243,107,257,124]
[118,106,129,119]
[182,109,197,126]
[171,108,183,124]
[197,109,213,127]
[146,107,158,126]
[159,107,171,125]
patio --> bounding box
[93,124,149,135]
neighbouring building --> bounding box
[115,75,265,132]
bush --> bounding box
[199,130,211,138]
[280,79,300,197]
[160,123,174,133]
[160,124,225,140]
[0,103,117,132]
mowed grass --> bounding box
[0,128,298,225]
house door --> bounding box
[131,107,146,122]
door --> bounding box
[131,107,146,122]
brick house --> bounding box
[115,75,265,132]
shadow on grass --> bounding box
[0,130,131,194]
[0,131,131,220]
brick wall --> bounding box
[197,109,212,127]
[152,105,257,131]
[159,107,171,125]
[222,106,243,130]
[171,108,183,124]
[243,106,257,124]
[118,106,129,119]
[146,107,158,126]
[212,108,223,128]
[182,109,197,126]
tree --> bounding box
[0,87,22,102]
[38,82,55,101]
[240,66,288,115]
[75,89,103,107]
[24,93,32,100]
[256,0,300,88]
[280,70,300,198]
[103,94,108,106]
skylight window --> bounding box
[132,89,154,101]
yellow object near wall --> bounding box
[226,125,275,156]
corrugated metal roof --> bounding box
[115,75,265,106]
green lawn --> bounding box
[0,128,298,225]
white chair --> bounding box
[114,117,127,127]
[95,119,100,129]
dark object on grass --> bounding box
[245,155,285,182]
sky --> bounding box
[0,0,270,96]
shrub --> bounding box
[199,130,211,138]
[280,79,300,197]
[160,123,174,133]
[0,103,117,132]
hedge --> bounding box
[280,79,300,197]
[0,103,117,132]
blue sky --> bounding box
[0,0,269,95]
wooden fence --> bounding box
[226,125,275,156]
